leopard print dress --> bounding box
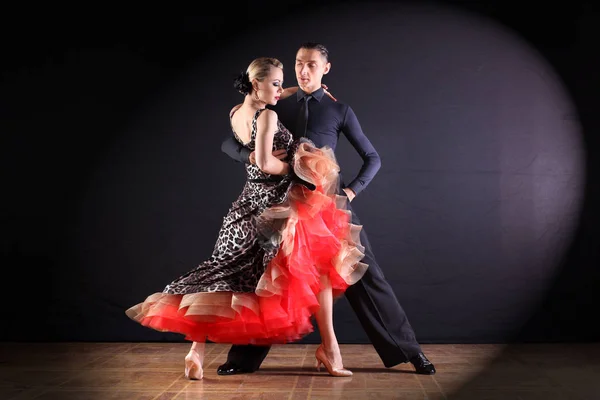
[162,108,295,295]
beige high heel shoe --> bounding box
[184,350,203,380]
[315,345,353,377]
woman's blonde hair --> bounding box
[247,57,283,83]
[234,57,283,95]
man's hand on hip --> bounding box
[342,187,356,202]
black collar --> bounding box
[296,87,325,102]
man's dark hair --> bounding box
[298,42,330,62]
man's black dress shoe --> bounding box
[217,361,254,375]
[409,353,436,375]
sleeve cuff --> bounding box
[346,182,363,196]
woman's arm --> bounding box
[254,110,290,175]
[281,86,299,100]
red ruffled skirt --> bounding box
[125,141,368,344]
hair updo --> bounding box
[233,57,283,95]
[233,71,252,95]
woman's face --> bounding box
[255,66,284,105]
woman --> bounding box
[126,57,368,380]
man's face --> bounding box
[295,48,331,94]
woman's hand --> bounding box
[322,84,337,101]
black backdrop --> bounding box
[1,0,598,349]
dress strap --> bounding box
[251,108,265,140]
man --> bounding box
[219,42,436,375]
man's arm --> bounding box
[221,136,251,164]
[340,105,382,197]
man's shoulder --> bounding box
[322,95,351,112]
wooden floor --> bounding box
[1,342,598,399]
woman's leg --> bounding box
[314,275,352,376]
